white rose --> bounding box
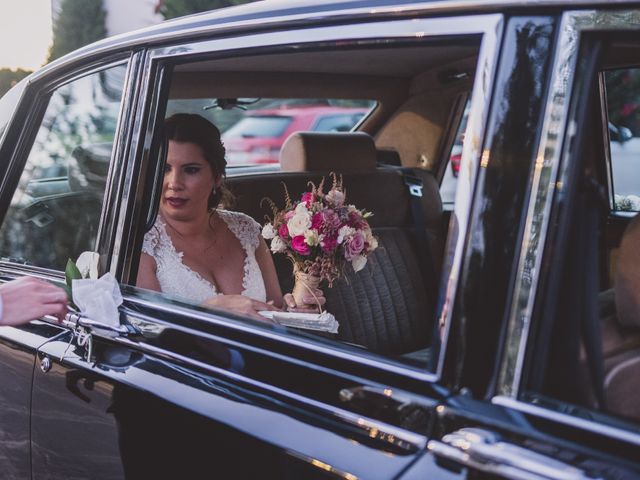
[261,223,276,240]
[75,251,100,279]
[337,226,355,244]
[270,236,287,253]
[295,202,309,214]
[352,255,367,272]
[304,229,320,246]
[287,212,311,236]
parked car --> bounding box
[222,105,370,165]
[0,1,639,479]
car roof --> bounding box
[32,0,638,82]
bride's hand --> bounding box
[283,290,326,313]
[202,294,279,321]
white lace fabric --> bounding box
[142,210,267,304]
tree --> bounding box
[48,0,107,62]
[159,0,256,20]
[0,69,31,98]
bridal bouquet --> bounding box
[262,174,378,307]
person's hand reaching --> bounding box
[0,277,68,326]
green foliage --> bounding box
[159,0,256,20]
[0,69,30,98]
[48,0,107,62]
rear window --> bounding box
[224,115,292,138]
[166,98,376,168]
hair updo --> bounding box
[164,113,232,209]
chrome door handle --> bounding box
[427,428,596,480]
[64,311,131,335]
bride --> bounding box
[137,113,323,320]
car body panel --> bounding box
[0,1,639,479]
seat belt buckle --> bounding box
[404,176,423,197]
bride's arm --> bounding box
[136,252,162,292]
[255,237,284,308]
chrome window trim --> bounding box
[497,10,640,397]
[112,309,428,453]
[137,13,503,381]
[493,395,640,447]
[598,71,617,211]
[122,295,434,380]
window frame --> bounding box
[493,8,640,448]
[122,13,504,383]
[0,53,136,278]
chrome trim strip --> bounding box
[434,14,504,378]
[122,295,438,382]
[497,9,640,397]
[497,11,585,397]
[597,72,616,211]
[149,14,502,60]
[492,395,640,447]
[112,333,427,452]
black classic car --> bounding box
[1,0,639,478]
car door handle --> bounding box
[427,428,595,480]
[339,385,431,431]
[64,311,132,335]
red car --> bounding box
[222,105,369,165]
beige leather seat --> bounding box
[228,131,444,356]
[605,213,640,420]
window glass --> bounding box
[166,98,376,167]
[137,36,485,372]
[440,98,470,207]
[0,64,127,270]
[604,68,640,211]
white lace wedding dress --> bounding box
[142,210,267,303]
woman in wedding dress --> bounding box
[136,113,323,320]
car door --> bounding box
[111,10,504,480]
[424,8,640,479]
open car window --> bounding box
[126,17,499,375]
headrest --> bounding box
[280,132,377,172]
[615,213,640,328]
[68,143,112,194]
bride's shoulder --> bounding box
[218,209,261,245]
[142,217,169,254]
[218,209,259,228]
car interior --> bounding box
[132,38,483,369]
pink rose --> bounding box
[320,234,337,253]
[348,211,367,229]
[285,210,295,221]
[301,192,314,206]
[344,231,365,260]
[311,212,323,230]
[320,209,342,233]
[291,235,310,255]
[278,223,289,239]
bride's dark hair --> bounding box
[164,113,234,209]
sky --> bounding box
[0,0,52,70]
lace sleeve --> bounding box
[142,225,160,256]
[223,210,262,251]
